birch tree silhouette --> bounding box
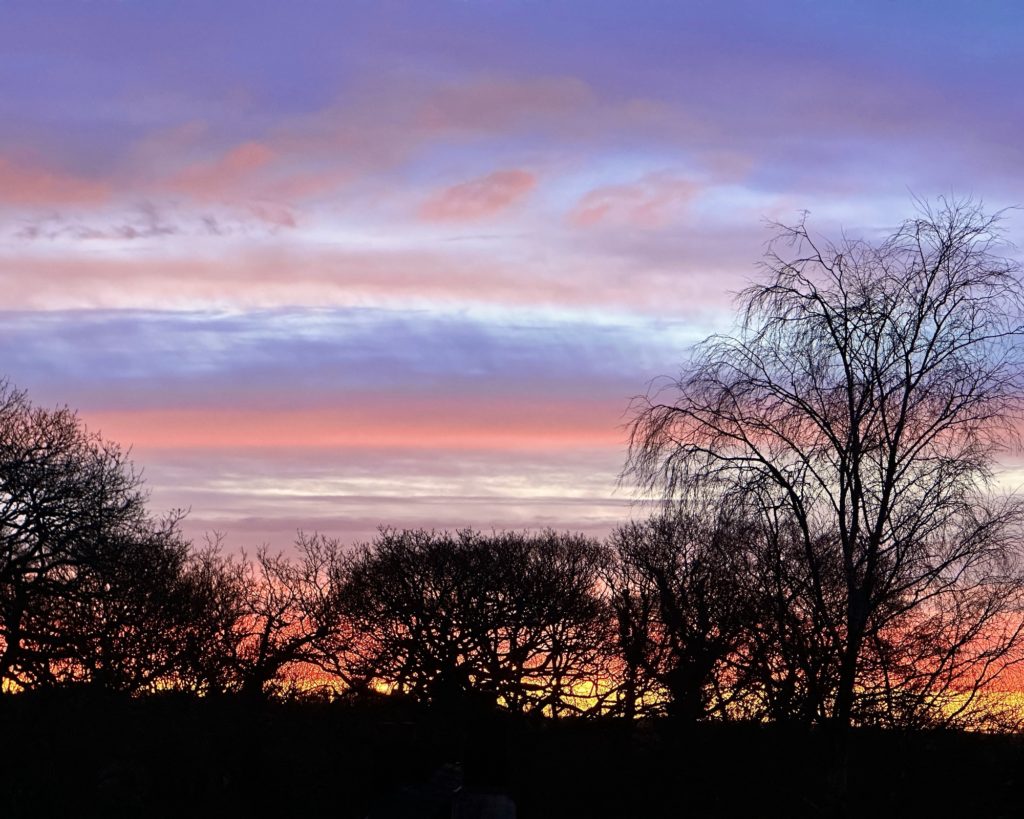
[625,199,1024,735]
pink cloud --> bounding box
[0,73,697,222]
[419,169,536,221]
[699,150,756,183]
[261,168,352,202]
[154,137,351,220]
[87,397,622,452]
[569,172,702,228]
[0,157,110,206]
[0,219,761,314]
[168,141,275,200]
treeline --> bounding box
[3,377,1022,731]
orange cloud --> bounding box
[569,172,701,228]
[419,169,536,221]
[0,158,110,206]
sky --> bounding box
[2,0,1023,550]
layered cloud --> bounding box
[4,1,1024,549]
[140,446,632,548]
[169,141,277,200]
[1,307,685,546]
[0,217,767,315]
[0,307,691,407]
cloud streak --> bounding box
[0,307,692,407]
[1,306,680,545]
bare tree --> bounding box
[625,199,1024,734]
[48,510,197,693]
[192,534,350,699]
[854,495,1024,730]
[475,530,612,716]
[338,528,610,715]
[339,529,495,708]
[730,500,847,725]
[167,536,249,695]
[604,501,754,722]
[0,381,350,699]
[0,379,184,691]
[599,533,665,720]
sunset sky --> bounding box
[3,1,1023,550]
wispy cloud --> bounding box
[419,169,536,221]
[168,141,276,199]
[0,157,110,206]
[569,172,702,228]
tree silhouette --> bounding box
[338,528,610,715]
[0,379,189,691]
[604,502,754,722]
[48,510,197,692]
[171,534,351,699]
[229,534,351,699]
[625,199,1024,739]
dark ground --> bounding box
[1,689,1021,818]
